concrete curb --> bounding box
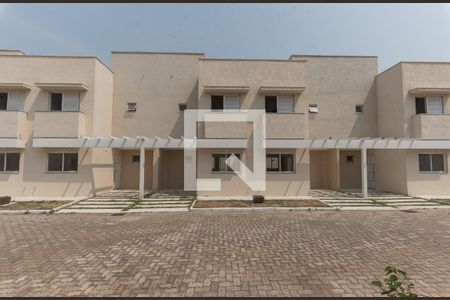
[190,207,339,212]
[53,197,89,212]
[0,209,52,215]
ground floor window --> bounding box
[212,153,241,172]
[0,153,20,172]
[418,153,445,172]
[48,153,78,172]
[266,153,294,172]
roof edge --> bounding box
[112,51,205,56]
[290,54,377,59]
[200,58,307,63]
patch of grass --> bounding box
[0,201,70,210]
[194,199,328,208]
[430,199,450,205]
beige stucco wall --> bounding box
[198,59,308,139]
[197,148,309,197]
[120,150,153,190]
[406,149,450,196]
[291,56,378,138]
[0,54,114,197]
[310,149,340,190]
[339,150,362,190]
[0,111,26,138]
[374,150,408,195]
[112,52,203,138]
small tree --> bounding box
[371,266,418,297]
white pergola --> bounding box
[31,136,450,199]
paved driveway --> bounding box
[0,210,450,296]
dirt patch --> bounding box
[194,199,328,208]
[0,201,71,210]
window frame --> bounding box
[47,152,78,173]
[266,153,295,173]
[265,95,294,113]
[415,96,444,115]
[211,153,241,173]
[418,153,446,173]
[211,95,240,111]
[0,152,20,173]
[48,92,80,112]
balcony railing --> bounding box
[34,111,86,138]
[410,114,450,139]
[0,111,26,139]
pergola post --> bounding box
[139,146,145,199]
[361,147,368,198]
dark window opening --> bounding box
[355,104,364,113]
[265,96,277,113]
[415,97,426,114]
[212,153,240,172]
[132,154,140,162]
[0,153,20,172]
[0,93,7,110]
[266,154,294,172]
[63,153,78,172]
[179,103,187,112]
[419,153,445,172]
[346,155,354,163]
[48,153,78,172]
[50,93,63,111]
[211,95,223,110]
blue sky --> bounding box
[1,3,450,71]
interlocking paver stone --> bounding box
[1,210,450,296]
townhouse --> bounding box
[0,49,449,199]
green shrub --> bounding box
[371,266,417,297]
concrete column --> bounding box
[152,148,161,192]
[361,147,368,198]
[139,146,146,199]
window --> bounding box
[0,92,25,111]
[49,93,80,112]
[212,153,241,172]
[266,153,294,172]
[415,96,443,114]
[0,153,20,172]
[264,96,294,113]
[48,153,78,172]
[132,154,140,162]
[308,104,318,113]
[419,153,445,172]
[346,155,354,163]
[178,103,187,112]
[127,102,137,112]
[0,93,7,110]
[211,95,240,110]
[355,104,364,113]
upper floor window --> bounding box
[178,103,187,112]
[0,92,25,111]
[265,96,294,113]
[49,92,80,112]
[266,153,295,172]
[415,96,443,115]
[48,152,78,172]
[212,153,241,172]
[355,104,364,113]
[0,152,20,173]
[211,95,240,110]
[419,153,445,172]
[127,102,137,112]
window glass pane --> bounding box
[50,93,63,111]
[63,93,80,112]
[266,154,279,171]
[212,154,220,172]
[211,96,223,110]
[265,96,277,113]
[223,96,240,110]
[281,154,294,172]
[63,153,78,172]
[48,153,63,171]
[219,155,227,172]
[426,96,443,114]
[0,153,4,171]
[5,153,19,172]
[418,154,431,171]
[7,92,25,111]
[415,97,426,114]
[277,96,293,113]
[0,93,7,110]
[432,154,445,172]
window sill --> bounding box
[211,171,241,174]
[267,171,296,174]
[0,171,19,174]
[46,171,78,174]
[419,171,447,174]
